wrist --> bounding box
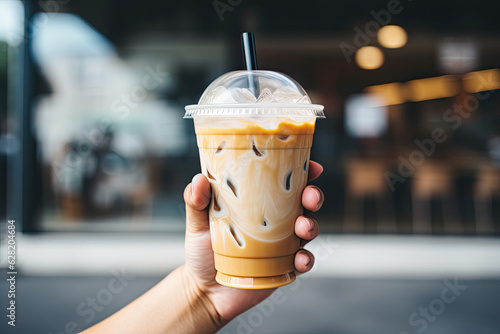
[180,265,226,333]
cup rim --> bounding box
[184,103,325,118]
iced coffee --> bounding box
[185,71,324,289]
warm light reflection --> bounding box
[407,75,459,102]
[363,72,494,105]
[463,69,500,93]
[364,83,406,106]
[377,25,407,49]
[355,46,384,70]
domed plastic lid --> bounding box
[184,70,324,118]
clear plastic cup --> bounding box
[185,70,324,289]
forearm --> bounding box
[81,265,224,334]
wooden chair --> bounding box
[474,164,500,234]
[412,162,458,234]
[344,158,396,233]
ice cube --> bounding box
[215,141,226,155]
[259,219,272,232]
[228,223,245,247]
[272,89,302,103]
[226,178,238,197]
[231,88,257,103]
[201,86,237,104]
[296,95,312,104]
[256,88,278,103]
[284,169,293,191]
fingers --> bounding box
[184,174,211,233]
[295,216,319,247]
[294,249,315,274]
[294,216,318,275]
[308,161,323,181]
[295,161,322,274]
[301,185,324,212]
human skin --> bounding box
[81,161,324,334]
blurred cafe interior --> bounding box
[1,0,500,333]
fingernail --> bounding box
[192,173,202,185]
[315,189,322,206]
[307,218,315,232]
[191,174,201,198]
[302,253,311,267]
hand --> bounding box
[183,161,325,324]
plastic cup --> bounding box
[185,70,324,289]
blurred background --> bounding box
[0,0,500,333]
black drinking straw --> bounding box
[241,32,260,97]
[241,32,258,70]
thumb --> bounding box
[184,173,211,233]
